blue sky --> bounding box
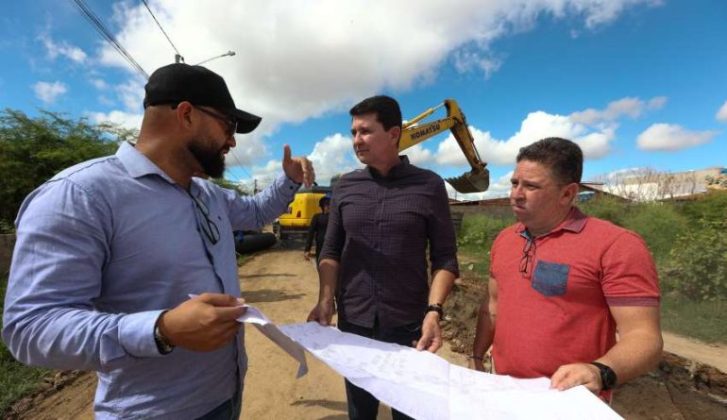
[2,0,725,198]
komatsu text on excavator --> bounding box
[274,99,489,240]
[400,98,489,193]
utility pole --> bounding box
[253,179,258,195]
[174,53,184,63]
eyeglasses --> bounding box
[190,193,220,245]
[194,106,237,138]
[519,237,536,275]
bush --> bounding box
[457,214,514,276]
[458,214,514,250]
[662,220,727,301]
[621,202,689,265]
[579,196,629,227]
[677,189,727,223]
[0,220,13,234]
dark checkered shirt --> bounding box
[320,156,459,328]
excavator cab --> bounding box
[399,99,489,193]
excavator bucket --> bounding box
[446,168,490,194]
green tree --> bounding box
[677,189,727,223]
[621,202,689,265]
[0,109,131,231]
[662,219,727,301]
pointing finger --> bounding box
[283,144,292,164]
[303,158,315,187]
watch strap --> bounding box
[154,312,175,355]
[425,303,444,318]
[590,361,617,391]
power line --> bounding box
[69,0,149,78]
[140,0,183,62]
[228,147,254,180]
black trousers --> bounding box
[338,318,422,420]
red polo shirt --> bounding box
[490,207,660,379]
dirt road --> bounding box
[12,248,727,419]
[14,248,468,419]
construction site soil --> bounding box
[5,247,726,419]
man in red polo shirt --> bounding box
[471,137,663,398]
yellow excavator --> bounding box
[400,98,489,193]
[274,98,489,240]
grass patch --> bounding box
[457,251,490,283]
[457,213,514,280]
[0,276,51,416]
[660,296,727,344]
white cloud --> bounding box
[637,123,718,151]
[648,96,667,109]
[307,133,361,184]
[84,0,659,176]
[573,0,664,29]
[453,50,504,78]
[33,81,68,104]
[404,144,434,166]
[39,34,87,63]
[90,79,110,90]
[716,101,727,123]
[244,159,282,190]
[435,108,615,169]
[87,110,143,131]
[115,79,146,112]
[94,0,657,135]
[569,96,666,125]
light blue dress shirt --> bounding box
[2,142,299,419]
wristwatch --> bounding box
[154,314,175,355]
[425,303,444,318]
[590,362,617,391]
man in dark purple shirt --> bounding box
[303,196,331,263]
[307,95,459,420]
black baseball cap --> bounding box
[143,63,262,134]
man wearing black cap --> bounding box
[2,63,314,419]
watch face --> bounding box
[591,362,617,390]
[603,367,617,388]
[598,364,616,389]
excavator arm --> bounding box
[399,99,489,193]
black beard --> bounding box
[189,140,225,178]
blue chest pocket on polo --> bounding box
[532,261,570,297]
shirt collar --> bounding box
[367,155,411,179]
[517,206,588,238]
[117,141,176,184]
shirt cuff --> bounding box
[279,174,301,195]
[117,310,166,358]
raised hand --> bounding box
[282,144,315,187]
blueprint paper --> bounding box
[237,306,308,378]
[278,322,622,420]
